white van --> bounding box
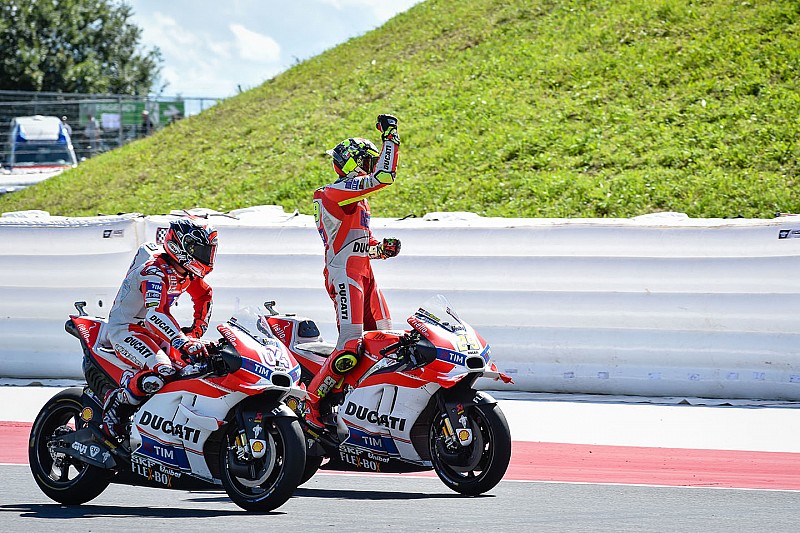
[5,115,78,170]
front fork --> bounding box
[227,402,297,473]
[435,384,498,449]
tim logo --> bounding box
[360,211,370,228]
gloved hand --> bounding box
[178,337,208,365]
[181,319,208,339]
[381,238,401,258]
[376,114,400,145]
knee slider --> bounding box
[332,351,359,375]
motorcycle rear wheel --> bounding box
[219,416,305,512]
[28,387,111,505]
[429,402,511,496]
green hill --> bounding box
[2,0,799,218]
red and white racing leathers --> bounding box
[104,242,212,401]
[312,137,399,352]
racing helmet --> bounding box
[326,137,379,178]
[163,218,218,278]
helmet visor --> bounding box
[361,154,378,174]
[184,238,216,266]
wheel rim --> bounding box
[35,402,90,486]
[430,407,495,484]
[224,423,286,498]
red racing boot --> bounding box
[304,339,361,429]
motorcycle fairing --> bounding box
[216,322,303,390]
[70,316,137,388]
[338,383,437,463]
[129,390,231,481]
[120,453,217,491]
[404,314,493,388]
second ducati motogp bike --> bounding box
[265,294,513,496]
[29,302,307,512]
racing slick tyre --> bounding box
[429,402,511,496]
[28,387,111,505]
[219,416,306,511]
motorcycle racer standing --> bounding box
[101,217,218,440]
[307,114,401,429]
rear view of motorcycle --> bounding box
[266,294,514,496]
[28,302,307,511]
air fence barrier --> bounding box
[2,206,800,400]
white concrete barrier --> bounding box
[2,206,800,400]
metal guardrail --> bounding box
[0,90,221,164]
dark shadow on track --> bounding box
[292,487,494,500]
[0,503,269,518]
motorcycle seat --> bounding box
[295,341,335,357]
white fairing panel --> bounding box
[339,383,437,462]
[129,390,235,481]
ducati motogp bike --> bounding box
[29,302,307,512]
[264,294,513,496]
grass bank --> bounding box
[1,0,798,218]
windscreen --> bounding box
[13,142,75,166]
[413,294,467,334]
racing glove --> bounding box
[382,238,401,258]
[376,114,400,145]
[177,337,208,365]
[369,238,401,259]
[181,319,208,339]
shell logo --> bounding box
[457,429,471,442]
[80,407,94,422]
[252,441,265,454]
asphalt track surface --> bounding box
[2,465,800,532]
[3,388,800,531]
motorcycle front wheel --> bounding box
[299,455,324,486]
[219,416,305,512]
[28,387,111,505]
[429,402,511,496]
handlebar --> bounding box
[178,338,230,378]
[379,331,421,361]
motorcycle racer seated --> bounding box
[306,113,401,429]
[101,217,218,441]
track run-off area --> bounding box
[3,388,800,490]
